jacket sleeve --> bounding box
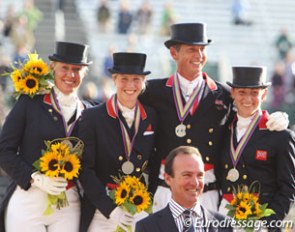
[0,96,33,190]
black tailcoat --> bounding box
[218,111,295,223]
[78,96,158,232]
[0,92,92,231]
[139,73,233,174]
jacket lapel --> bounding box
[43,93,65,135]
[157,206,179,232]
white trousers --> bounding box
[88,209,148,232]
[5,185,80,232]
[152,186,219,213]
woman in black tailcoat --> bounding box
[79,52,158,232]
[0,41,93,232]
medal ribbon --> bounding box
[172,73,202,123]
[51,90,79,137]
[112,95,140,160]
[230,111,262,167]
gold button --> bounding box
[48,109,53,113]
[136,168,140,172]
[242,164,245,168]
[209,128,214,133]
[206,156,210,162]
[186,139,192,144]
[227,187,231,192]
[208,141,213,146]
[118,156,123,161]
[186,124,191,129]
[243,175,247,180]
[225,164,228,169]
[137,155,142,160]
[54,117,58,121]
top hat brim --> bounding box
[164,39,212,48]
[226,81,271,89]
[108,68,151,75]
[48,55,92,66]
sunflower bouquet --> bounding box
[109,175,152,232]
[33,137,84,215]
[9,52,54,98]
[225,181,275,232]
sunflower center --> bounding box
[26,79,37,88]
[133,196,143,205]
[121,189,128,198]
[239,206,246,213]
[64,161,73,172]
[49,159,59,171]
[35,67,42,73]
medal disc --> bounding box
[122,161,134,175]
[175,123,186,137]
[226,168,240,182]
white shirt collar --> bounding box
[54,86,78,108]
[177,73,203,99]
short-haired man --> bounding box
[136,146,232,232]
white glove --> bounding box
[266,111,289,131]
[31,171,68,195]
[110,207,134,231]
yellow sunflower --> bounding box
[11,69,23,92]
[253,202,262,216]
[21,74,39,96]
[242,192,250,202]
[124,176,141,189]
[23,59,49,76]
[51,142,70,158]
[115,181,130,205]
[235,201,252,220]
[40,151,60,177]
[60,154,80,180]
[130,189,151,213]
[230,197,237,207]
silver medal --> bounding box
[226,168,240,182]
[121,161,134,175]
[175,123,186,137]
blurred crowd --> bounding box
[0,0,295,129]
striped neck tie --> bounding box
[183,210,194,232]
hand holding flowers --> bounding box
[225,181,275,232]
[109,175,152,232]
[32,137,83,215]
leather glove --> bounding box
[110,207,134,231]
[266,111,289,131]
[31,171,68,195]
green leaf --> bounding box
[43,204,53,216]
[32,159,40,170]
[108,190,115,201]
[227,210,235,218]
[123,201,137,215]
[263,209,276,217]
[145,205,153,214]
[225,204,236,210]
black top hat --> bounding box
[48,41,92,66]
[226,66,271,88]
[108,52,151,75]
[164,23,212,48]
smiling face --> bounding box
[231,87,268,117]
[170,44,207,81]
[52,62,88,95]
[164,153,205,208]
[113,74,146,109]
